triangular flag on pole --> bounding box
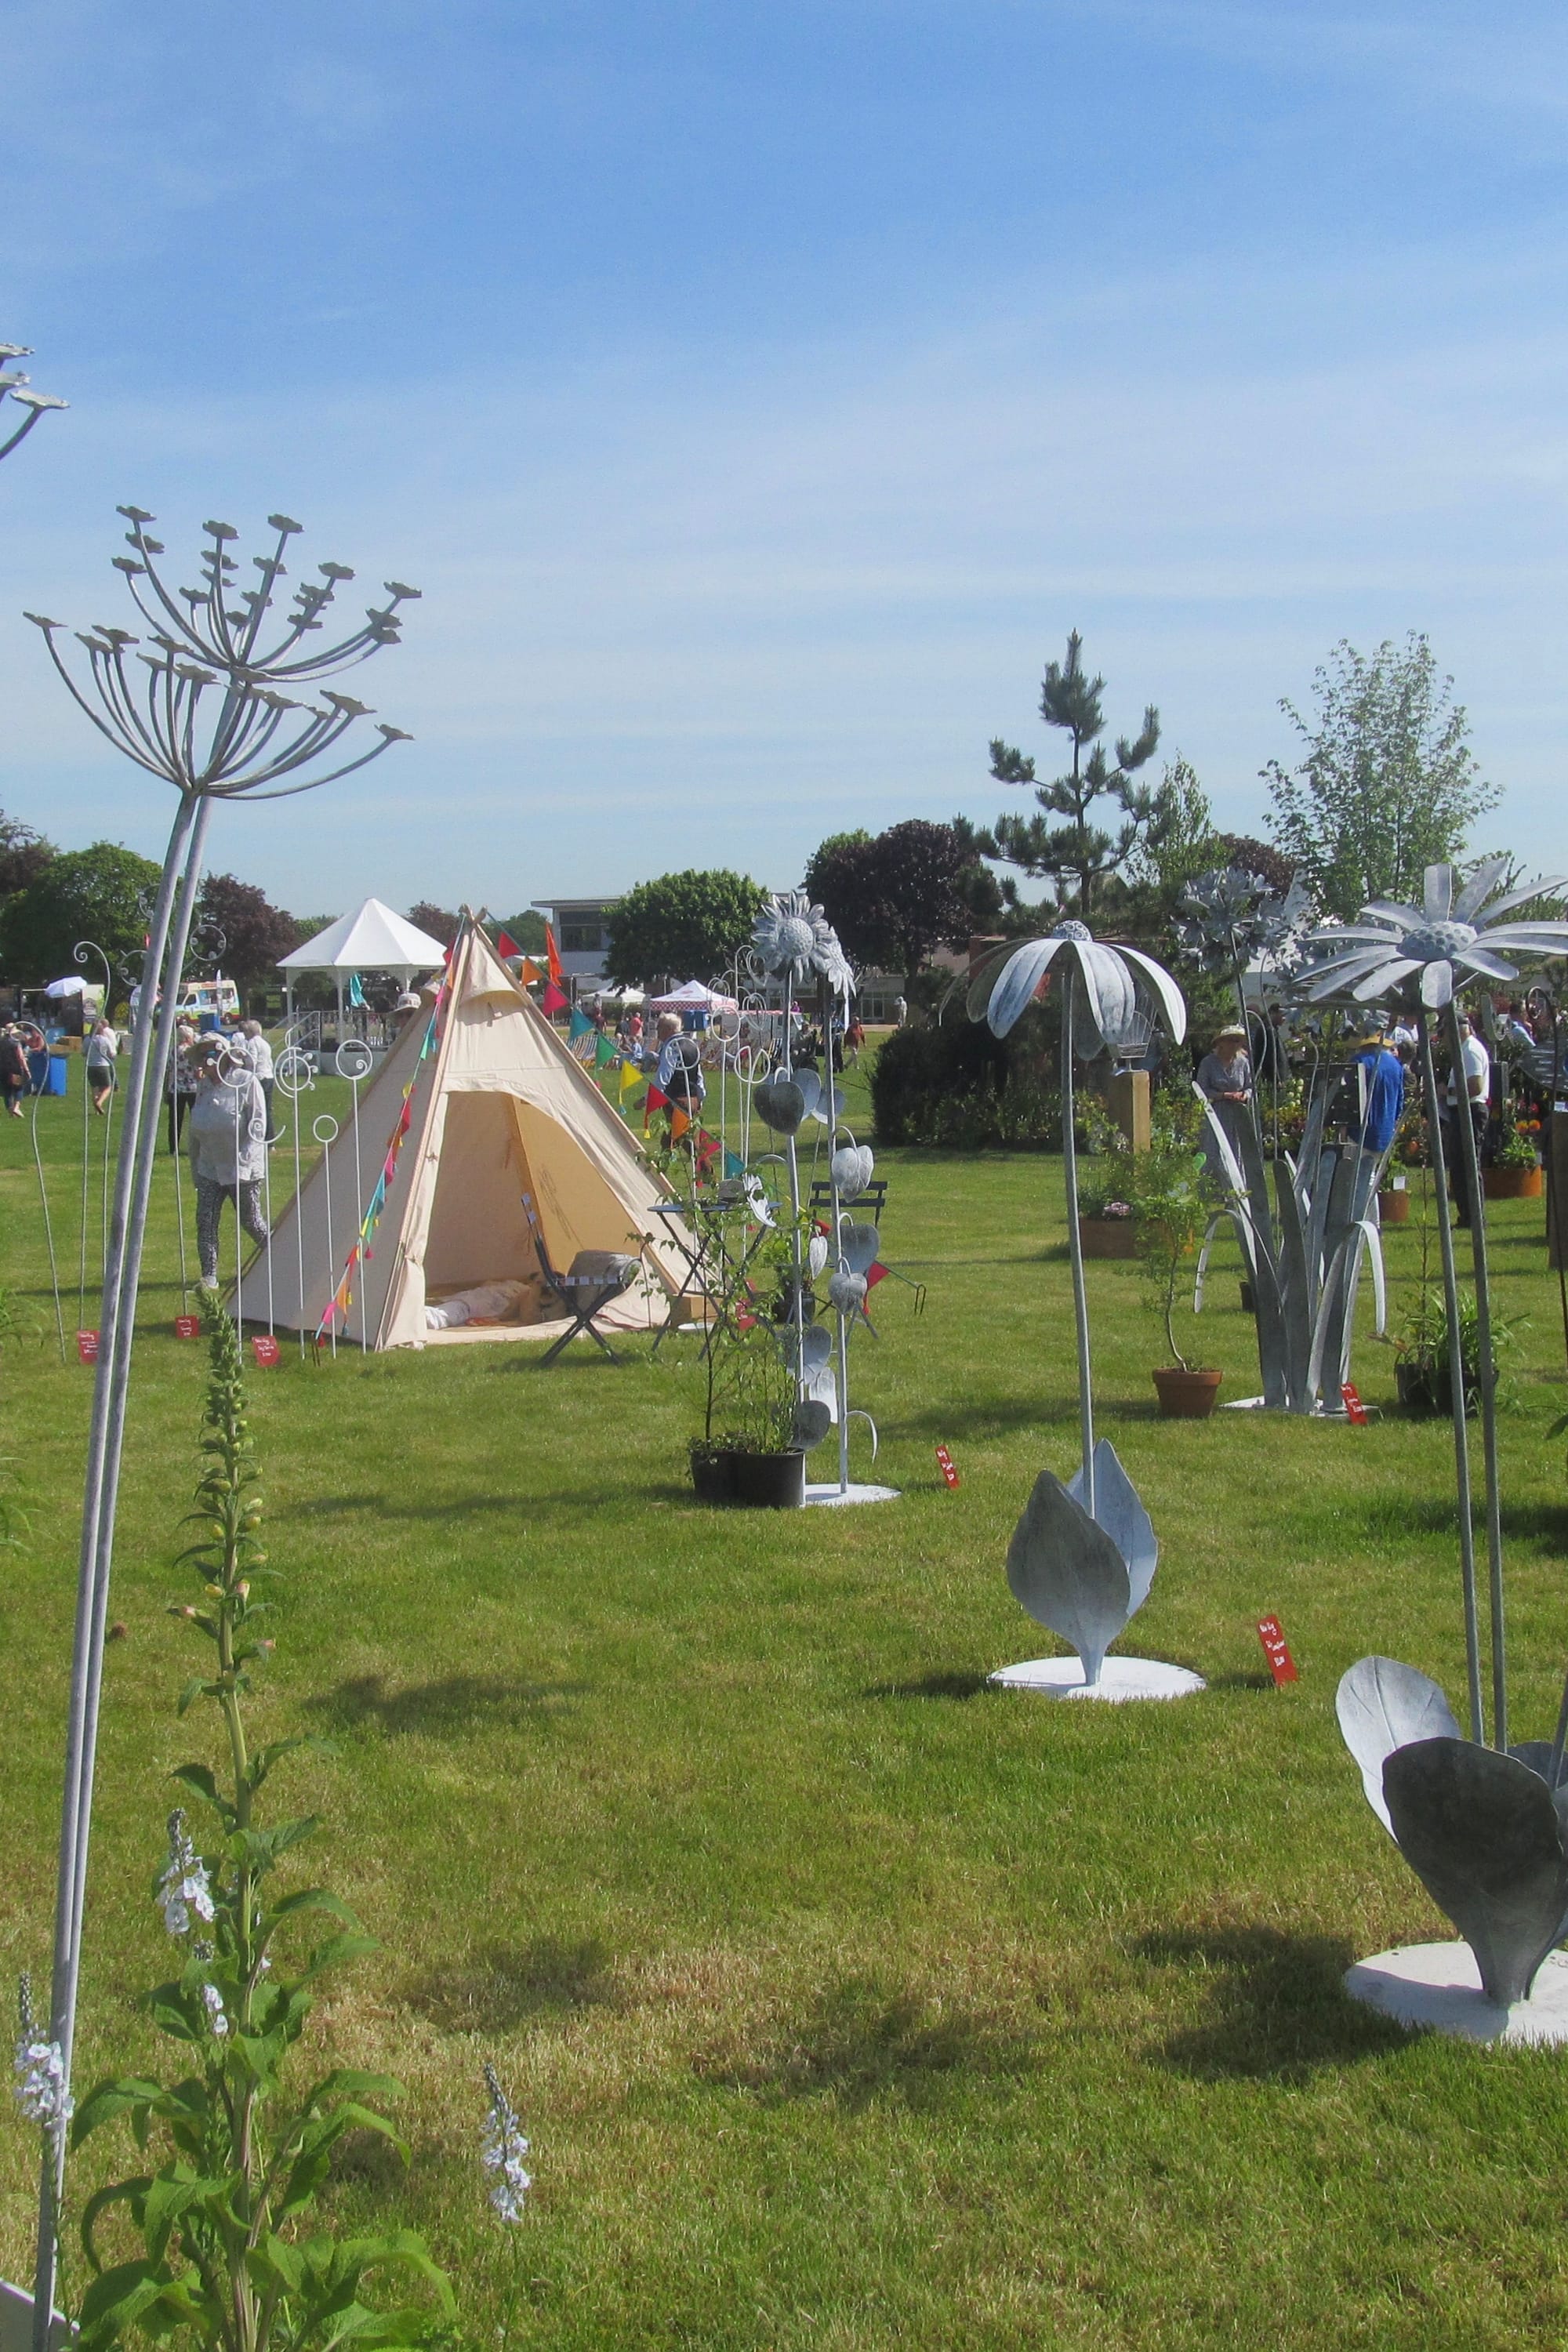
[545,924,563,985]
[619,1060,644,1096]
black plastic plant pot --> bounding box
[689,1449,735,1504]
[728,1449,807,1509]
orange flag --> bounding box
[670,1105,691,1142]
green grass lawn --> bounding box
[4,1065,1568,2348]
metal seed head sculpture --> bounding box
[970,923,1187,1683]
[27,510,415,2334]
[1173,864,1311,979]
[0,336,67,465]
[1337,1657,1568,2009]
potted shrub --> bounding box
[1483,1120,1543,1200]
[1394,1284,1519,1416]
[1130,1109,1222,1417]
[689,1201,808,1507]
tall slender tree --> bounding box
[1262,635,1498,916]
[982,631,1161,920]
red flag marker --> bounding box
[495,927,521,960]
[935,1443,960,1490]
[174,1315,201,1339]
[76,1330,100,1365]
[1340,1382,1369,1424]
[1257,1615,1298,1684]
[252,1334,281,1368]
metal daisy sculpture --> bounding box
[970,922,1196,1693]
[27,509,415,2332]
[0,335,67,464]
[1303,862,1568,2033]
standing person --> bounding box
[187,1041,270,1293]
[1351,1029,1406,1154]
[843,1015,866,1068]
[241,1019,277,1141]
[166,1022,199,1152]
[655,1012,705,1127]
[85,1017,119,1115]
[0,1025,27,1118]
[1442,1012,1490,1229]
[1196,1022,1254,1181]
[893,993,908,1027]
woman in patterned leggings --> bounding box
[187,1041,270,1290]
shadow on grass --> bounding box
[405,1935,620,2032]
[1353,1494,1568,1548]
[862,1669,997,1701]
[893,1396,1076,1439]
[303,1673,587,1736]
[1204,1670,1276,1692]
[1134,1924,1410,2082]
[697,1975,1037,2110]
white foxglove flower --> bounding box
[201,1982,229,2038]
[481,2062,532,2225]
[157,1809,215,1937]
[1301,860,1568,1011]
[13,1976,71,2139]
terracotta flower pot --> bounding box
[1377,1189,1410,1223]
[1078,1215,1137,1260]
[1152,1366,1223,1419]
[1483,1165,1542,1200]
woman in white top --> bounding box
[84,1018,119,1116]
[187,1041,270,1290]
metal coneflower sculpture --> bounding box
[1305,862,1568,2036]
[27,510,416,2336]
[971,922,1198,1697]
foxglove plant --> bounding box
[61,1315,453,2351]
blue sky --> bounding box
[2,0,1566,916]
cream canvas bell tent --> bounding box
[239,920,693,1348]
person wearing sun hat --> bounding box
[1196,1021,1253,1181]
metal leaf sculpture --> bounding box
[837,1218,881,1276]
[754,1078,807,1136]
[794,1069,844,1126]
[831,1143,875,1196]
[1338,1656,1568,2006]
[1007,1441,1157,1686]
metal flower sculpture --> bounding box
[1338,1657,1568,2012]
[0,336,67,464]
[970,923,1189,1687]
[748,890,887,1501]
[28,510,415,2332]
[1301,862,1568,1754]
[1172,864,1311,981]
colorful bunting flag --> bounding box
[545,924,563,985]
[670,1105,691,1142]
[568,1006,594,1038]
[593,1033,618,1067]
[619,1059,644,1096]
[495,928,521,960]
[518,956,543,984]
[541,981,568,1016]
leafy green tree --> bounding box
[497,909,549,955]
[406,900,459,948]
[805,819,982,982]
[196,873,299,994]
[0,808,55,901]
[0,841,161,987]
[1262,635,1499,916]
[982,631,1162,920]
[604,868,765,987]
[1123,757,1221,896]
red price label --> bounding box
[1340,1382,1368,1424]
[1257,1615,1298,1684]
[251,1334,281,1368]
[76,1330,100,1365]
[935,1444,960,1489]
[174,1315,201,1339]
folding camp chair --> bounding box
[521,1191,638,1365]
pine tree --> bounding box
[982,631,1161,920]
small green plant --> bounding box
[65,1313,455,2350]
[1128,1105,1213,1371]
[1492,1121,1541,1172]
[1076,1098,1134,1219]
[694,1194,806,1459]
[1395,1284,1521,1415]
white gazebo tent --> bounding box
[278,898,447,1029]
[644,980,739,1013]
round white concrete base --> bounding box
[1345,1942,1568,2045]
[989,1656,1206,1702]
[804,1481,900,1508]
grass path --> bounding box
[2,1074,1568,2347]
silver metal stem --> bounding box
[1443,996,1508,1751]
[1415,1008,1485,1746]
[1061,970,1094,1512]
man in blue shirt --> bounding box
[1352,1030,1406,1154]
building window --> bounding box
[560,922,604,953]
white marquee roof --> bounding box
[277,898,447,978]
